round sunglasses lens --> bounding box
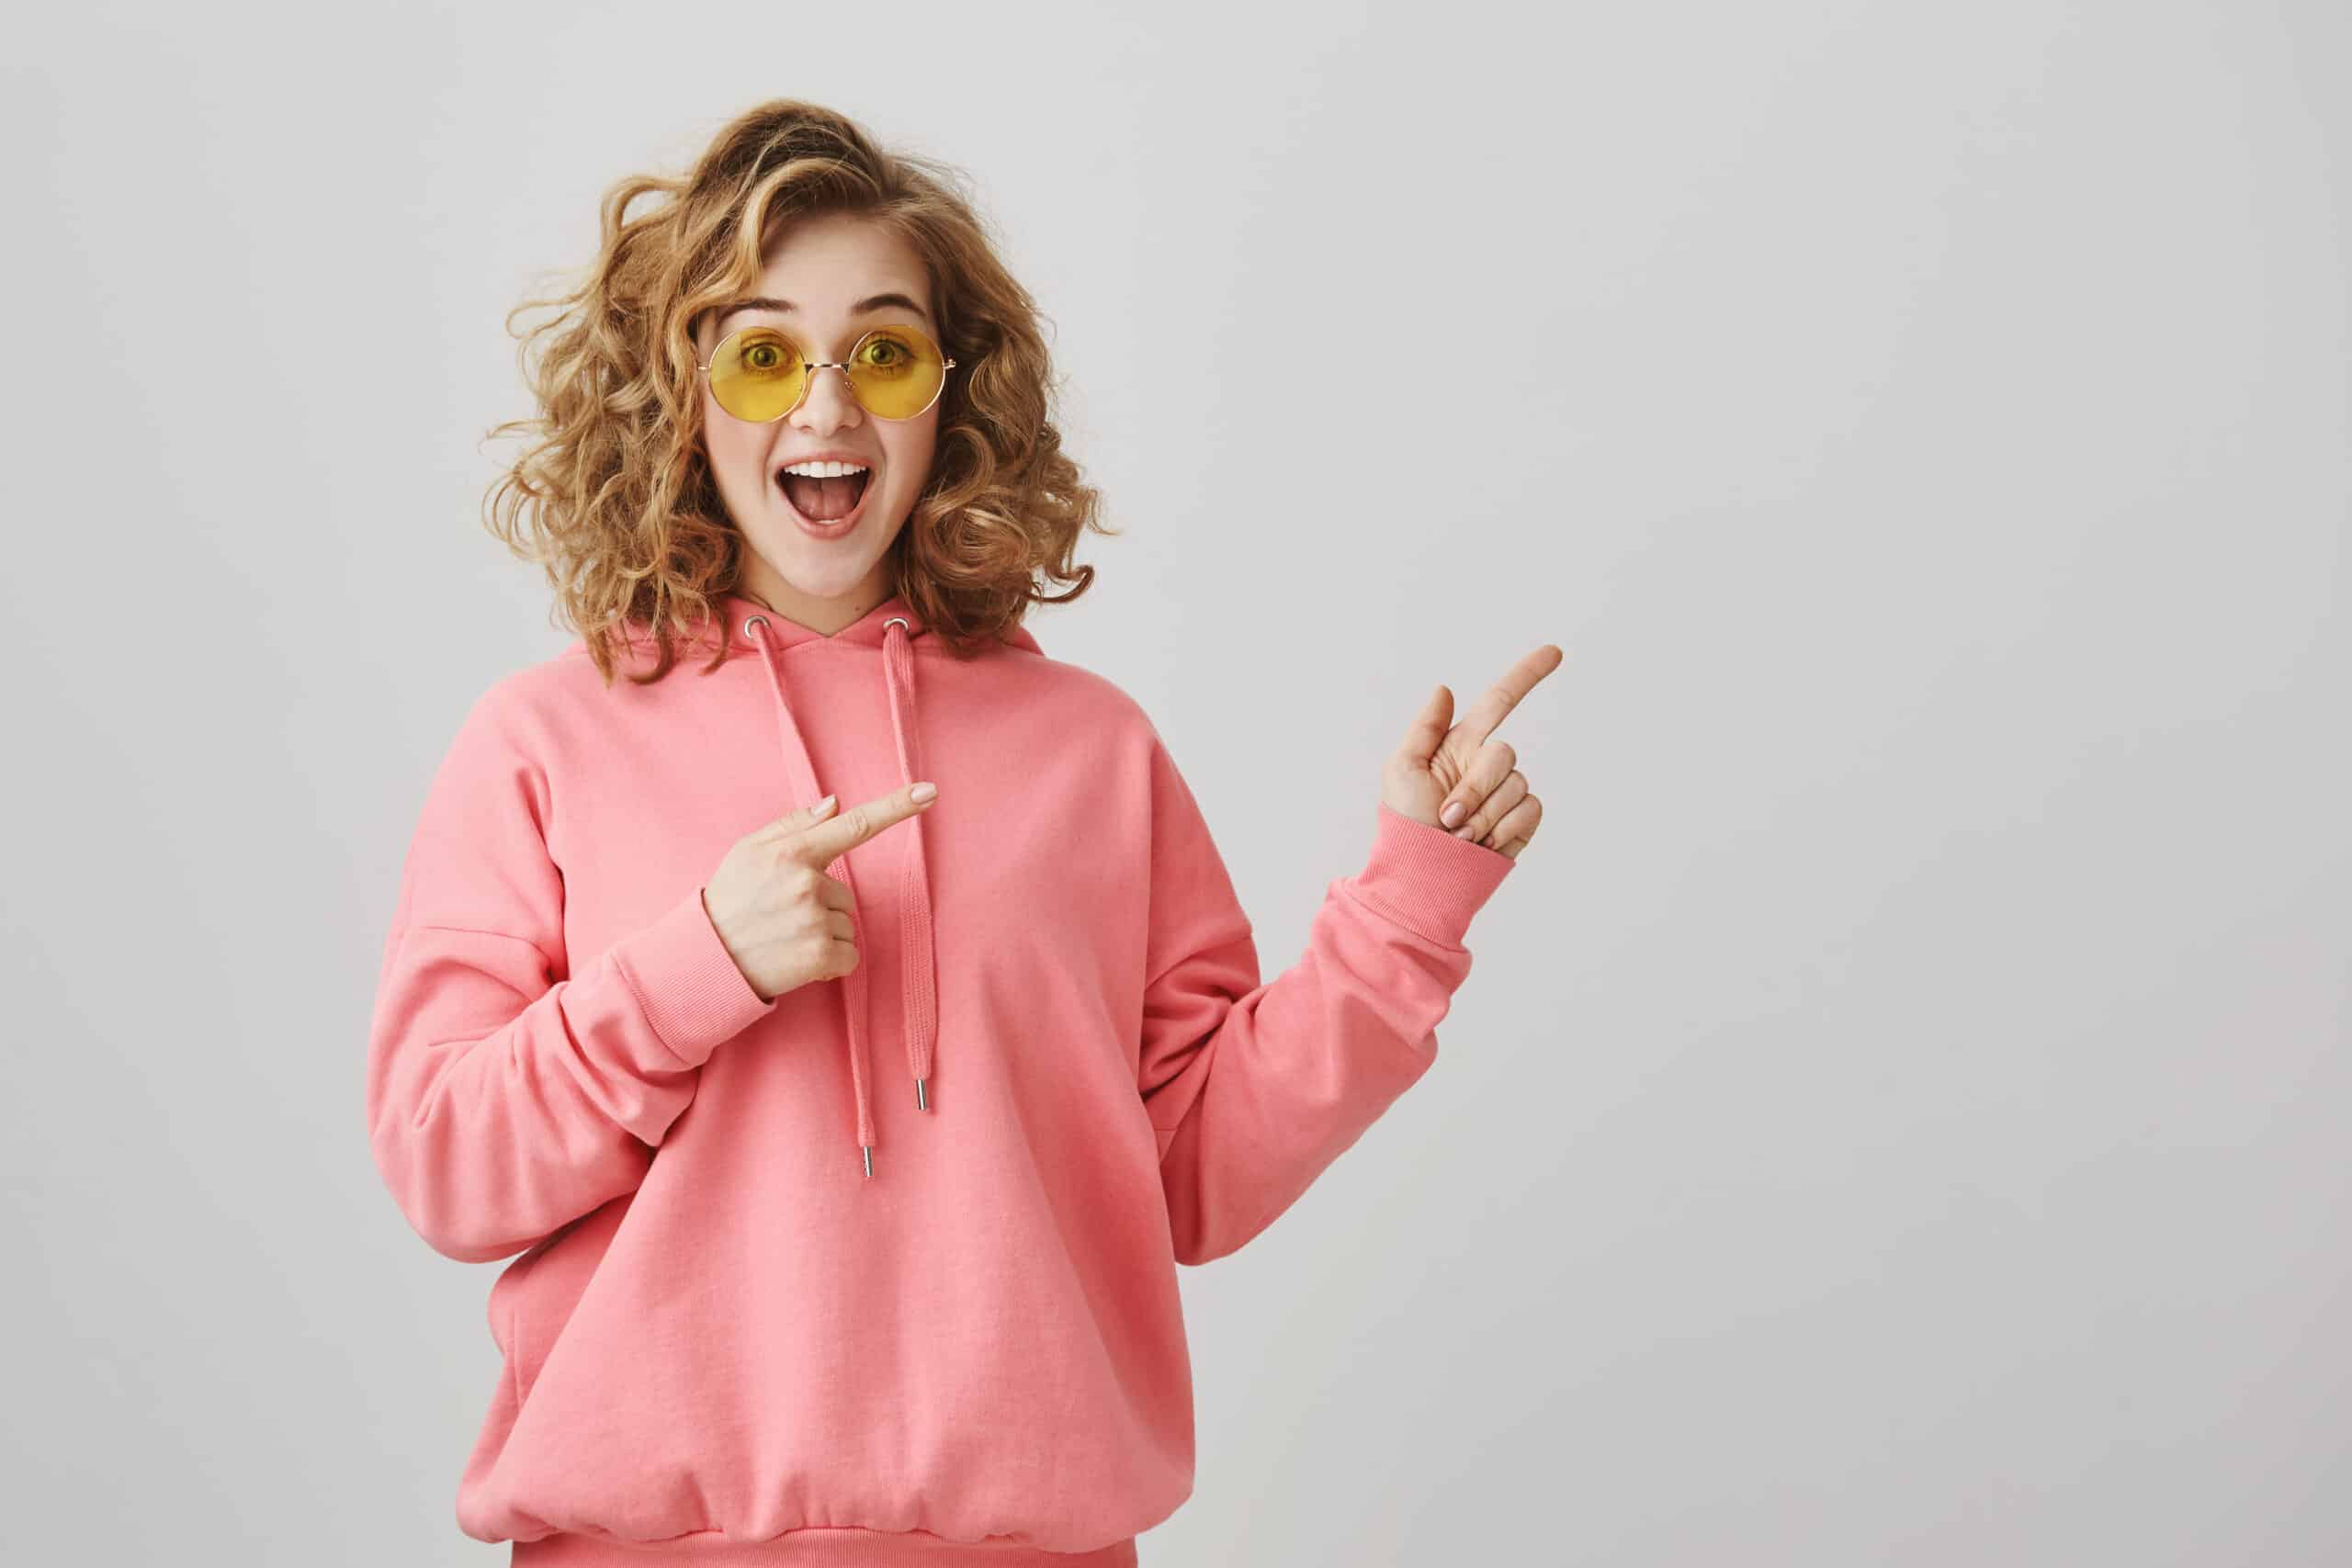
[848,325,947,419]
[710,329,807,422]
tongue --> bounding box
[783,470,869,522]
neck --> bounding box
[733,558,898,638]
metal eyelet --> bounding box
[884,616,910,632]
[742,614,767,637]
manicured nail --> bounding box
[815,794,837,813]
[1441,799,1466,828]
[910,781,937,803]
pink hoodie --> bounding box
[366,590,1516,1564]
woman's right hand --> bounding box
[701,782,939,1002]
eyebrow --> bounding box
[711,292,933,333]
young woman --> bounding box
[366,99,1556,1567]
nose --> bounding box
[792,363,865,435]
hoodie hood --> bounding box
[718,591,1040,1179]
[608,591,1044,662]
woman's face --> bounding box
[695,212,943,619]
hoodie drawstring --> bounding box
[742,612,938,1179]
[879,619,941,1109]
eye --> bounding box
[858,334,915,377]
[729,330,800,378]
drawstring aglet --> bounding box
[916,1077,929,1111]
[862,1145,874,1179]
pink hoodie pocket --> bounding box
[484,1208,616,1412]
[487,1247,556,1406]
[486,1259,545,1401]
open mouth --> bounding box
[776,467,874,524]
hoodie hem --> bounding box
[509,1527,1138,1566]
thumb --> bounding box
[1394,683,1453,769]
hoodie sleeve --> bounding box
[1136,733,1516,1266]
[365,682,777,1265]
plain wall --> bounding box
[3,1,2346,1562]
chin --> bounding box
[748,522,906,593]
[786,562,882,600]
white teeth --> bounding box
[780,460,869,479]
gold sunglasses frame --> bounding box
[695,323,959,424]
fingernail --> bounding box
[910,781,937,803]
[815,794,837,812]
[1441,799,1466,828]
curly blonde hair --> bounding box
[481,99,1116,684]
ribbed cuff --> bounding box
[1341,800,1518,949]
[610,885,778,1069]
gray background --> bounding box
[4,0,2346,1562]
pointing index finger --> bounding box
[790,783,936,863]
[1453,644,1564,746]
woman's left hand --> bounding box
[1385,644,1563,861]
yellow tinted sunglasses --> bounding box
[696,321,957,423]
